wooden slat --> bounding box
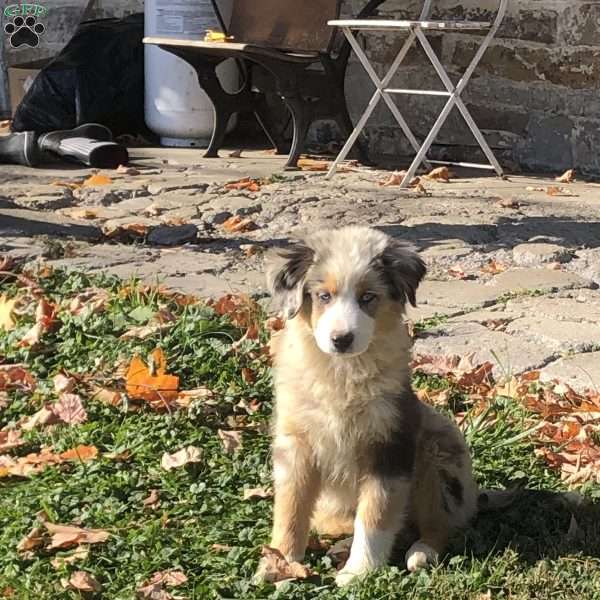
[229,0,340,52]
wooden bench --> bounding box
[144,0,386,168]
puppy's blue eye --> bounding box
[318,292,331,303]
[360,292,376,304]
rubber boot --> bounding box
[0,130,40,166]
[38,123,128,168]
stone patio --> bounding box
[1,147,599,391]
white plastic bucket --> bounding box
[144,0,238,147]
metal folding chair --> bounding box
[326,0,508,187]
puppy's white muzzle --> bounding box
[314,297,375,356]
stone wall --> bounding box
[339,0,600,176]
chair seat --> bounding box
[328,19,492,31]
[143,37,320,64]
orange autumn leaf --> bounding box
[83,173,112,186]
[222,215,258,234]
[126,348,179,409]
[0,365,36,391]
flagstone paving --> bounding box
[1,147,599,390]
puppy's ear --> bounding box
[378,239,426,307]
[266,243,315,319]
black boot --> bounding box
[0,131,40,166]
[38,123,128,168]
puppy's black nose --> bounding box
[331,332,354,353]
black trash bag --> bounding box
[12,14,149,137]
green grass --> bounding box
[1,269,600,599]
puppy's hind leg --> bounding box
[406,463,449,572]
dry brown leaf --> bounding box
[126,348,179,410]
[258,545,312,584]
[210,294,259,334]
[546,185,561,196]
[0,365,35,391]
[59,445,98,462]
[68,288,110,316]
[265,316,284,332]
[222,215,258,234]
[379,170,421,187]
[556,169,575,183]
[0,429,24,452]
[137,570,187,599]
[20,405,58,431]
[120,322,172,340]
[241,368,255,385]
[243,487,273,501]
[143,489,160,509]
[18,298,57,348]
[116,165,140,175]
[497,197,520,208]
[424,166,451,182]
[53,393,87,425]
[160,446,202,471]
[224,177,261,192]
[174,387,214,409]
[53,373,75,394]
[91,386,122,407]
[0,295,18,331]
[102,222,150,239]
[17,526,45,553]
[51,546,90,569]
[44,521,109,550]
[448,265,468,279]
[63,207,98,220]
[63,571,102,593]
[83,173,112,186]
[481,259,507,275]
[218,429,242,454]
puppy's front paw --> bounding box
[405,541,439,572]
[335,566,364,587]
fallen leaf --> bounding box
[241,368,255,385]
[68,288,110,316]
[19,297,57,348]
[146,570,188,587]
[243,487,273,500]
[83,173,112,186]
[265,316,284,332]
[0,365,35,391]
[224,177,261,192]
[481,259,507,275]
[143,489,160,509]
[210,294,259,333]
[222,215,258,234]
[228,149,243,158]
[211,543,233,553]
[120,323,172,340]
[116,165,140,175]
[218,429,242,453]
[258,546,312,584]
[0,295,18,331]
[379,170,420,187]
[102,222,150,239]
[62,207,98,220]
[448,265,468,279]
[91,386,122,407]
[126,348,179,410]
[174,387,214,409]
[53,373,75,394]
[20,405,58,430]
[327,537,353,569]
[53,393,87,425]
[546,185,561,196]
[17,526,45,553]
[160,446,202,470]
[44,521,109,550]
[50,546,90,569]
[556,169,575,183]
[63,571,101,593]
[497,197,520,208]
[0,429,24,452]
[424,166,451,182]
[240,243,260,257]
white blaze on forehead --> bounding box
[314,291,375,356]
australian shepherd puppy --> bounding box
[257,226,478,587]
